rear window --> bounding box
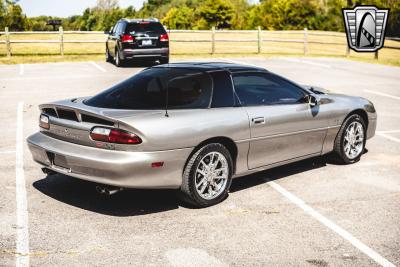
[84,68,212,110]
[125,22,166,34]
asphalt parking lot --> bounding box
[0,57,399,266]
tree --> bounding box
[96,0,118,10]
[161,6,195,29]
[5,2,28,31]
[197,0,234,29]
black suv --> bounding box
[105,18,169,67]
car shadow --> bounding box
[32,153,344,217]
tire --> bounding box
[159,57,169,64]
[115,49,124,67]
[105,46,112,62]
[180,143,233,208]
[333,114,366,164]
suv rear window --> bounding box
[125,22,166,34]
[84,68,212,110]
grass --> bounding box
[0,31,399,66]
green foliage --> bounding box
[0,0,398,36]
[197,0,235,28]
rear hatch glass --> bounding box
[84,68,212,110]
[125,22,166,35]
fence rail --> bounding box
[1,27,399,59]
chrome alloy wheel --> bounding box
[344,121,364,159]
[195,152,229,200]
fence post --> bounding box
[374,50,378,60]
[211,26,215,54]
[303,28,308,56]
[257,26,261,54]
[5,27,11,57]
[59,26,64,56]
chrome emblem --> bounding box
[343,6,389,52]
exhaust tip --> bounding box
[96,185,123,196]
[42,167,56,176]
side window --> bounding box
[210,71,235,108]
[232,72,305,106]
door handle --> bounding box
[252,117,265,124]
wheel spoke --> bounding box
[194,151,229,200]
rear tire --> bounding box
[115,49,124,67]
[159,57,169,64]
[105,47,112,62]
[180,143,233,208]
[333,114,366,164]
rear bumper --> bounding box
[27,132,192,189]
[122,47,169,59]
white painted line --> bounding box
[283,58,331,68]
[19,64,24,75]
[377,130,400,134]
[364,90,400,101]
[0,150,15,154]
[268,181,395,267]
[217,58,264,69]
[377,132,400,143]
[89,61,106,72]
[15,101,29,267]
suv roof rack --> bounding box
[123,18,159,23]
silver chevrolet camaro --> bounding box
[27,62,377,207]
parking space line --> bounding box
[377,130,400,134]
[0,150,15,154]
[376,132,400,143]
[15,101,29,267]
[19,64,24,75]
[268,181,395,267]
[283,58,332,68]
[218,58,264,68]
[364,90,400,101]
[89,61,107,72]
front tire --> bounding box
[333,114,366,164]
[180,143,233,208]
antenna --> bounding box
[165,72,169,117]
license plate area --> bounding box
[47,152,71,172]
[141,40,152,46]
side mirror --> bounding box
[308,94,320,107]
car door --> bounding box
[232,72,328,169]
[110,22,122,57]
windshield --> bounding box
[84,68,213,110]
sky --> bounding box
[18,0,146,17]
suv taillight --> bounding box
[90,127,142,145]
[121,34,134,43]
[160,34,169,42]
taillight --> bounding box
[160,34,169,42]
[39,114,49,129]
[90,127,142,145]
[121,34,134,43]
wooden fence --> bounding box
[0,27,399,59]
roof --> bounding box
[153,62,267,73]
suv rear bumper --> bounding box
[122,48,169,59]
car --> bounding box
[105,18,169,67]
[27,62,377,207]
